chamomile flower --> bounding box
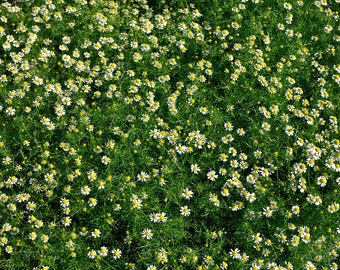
[5,245,13,254]
[81,186,91,195]
[180,205,191,216]
[91,229,101,238]
[191,164,201,174]
[112,248,122,259]
[62,216,72,226]
[88,198,97,207]
[2,156,11,165]
[207,170,218,181]
[229,248,241,259]
[158,212,167,222]
[137,171,150,182]
[263,207,274,217]
[285,125,294,136]
[101,155,111,165]
[88,250,97,259]
[142,228,153,240]
[182,188,194,199]
[150,212,160,222]
[29,232,37,241]
[5,107,16,116]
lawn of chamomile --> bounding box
[0,0,339,269]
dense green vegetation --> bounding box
[0,0,339,269]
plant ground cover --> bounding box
[0,0,339,269]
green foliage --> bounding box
[0,0,339,269]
